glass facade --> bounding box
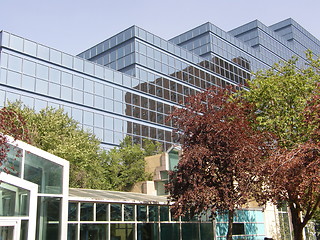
[67,197,267,240]
[216,210,265,239]
[1,19,320,151]
[67,200,216,240]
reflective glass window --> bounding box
[111,224,134,240]
[104,116,113,130]
[80,224,108,240]
[37,197,61,240]
[110,204,122,221]
[72,89,82,103]
[10,35,23,51]
[23,60,36,76]
[21,75,36,91]
[62,53,73,68]
[8,55,22,71]
[182,223,199,240]
[24,152,63,194]
[74,58,84,71]
[50,49,62,64]
[73,75,83,90]
[94,96,103,109]
[24,40,37,56]
[68,224,77,240]
[37,64,49,80]
[138,223,159,240]
[72,108,83,123]
[160,206,169,221]
[137,205,147,221]
[105,85,113,98]
[35,79,48,94]
[68,202,78,221]
[200,223,214,240]
[94,82,103,96]
[149,205,159,221]
[49,68,61,84]
[104,129,114,142]
[84,93,94,107]
[80,203,94,221]
[96,203,108,221]
[83,111,94,125]
[37,44,50,60]
[114,72,122,84]
[7,70,21,87]
[114,118,122,132]
[104,98,113,111]
[48,83,60,98]
[124,205,135,221]
[84,62,94,75]
[84,79,94,93]
[61,72,72,87]
[160,224,179,240]
[94,113,103,128]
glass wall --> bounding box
[0,138,69,240]
[67,200,266,240]
[216,210,265,239]
[0,31,176,150]
[67,201,215,240]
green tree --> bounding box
[6,102,106,189]
[103,136,161,191]
[244,52,320,240]
[244,52,319,148]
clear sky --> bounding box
[1,0,319,55]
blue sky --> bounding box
[1,0,319,55]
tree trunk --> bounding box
[289,203,304,240]
[292,224,304,240]
[226,209,234,240]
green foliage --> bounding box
[103,136,161,191]
[244,52,320,240]
[6,102,106,189]
[6,102,162,191]
[244,53,320,148]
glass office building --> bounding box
[1,18,319,150]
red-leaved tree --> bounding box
[0,107,30,173]
[167,87,271,240]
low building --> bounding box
[0,136,295,239]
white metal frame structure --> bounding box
[1,136,70,240]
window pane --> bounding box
[24,152,63,194]
[138,223,159,240]
[124,205,134,221]
[68,202,78,221]
[110,204,122,221]
[137,205,147,221]
[96,203,108,221]
[80,203,94,221]
[149,205,159,221]
[80,224,108,240]
[37,197,61,240]
[111,224,134,240]
[160,206,169,221]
